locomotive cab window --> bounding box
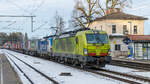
[86,34,108,44]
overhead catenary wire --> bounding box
[6,0,31,14]
[0,21,16,30]
[4,0,47,33]
[31,0,45,15]
[6,0,45,15]
[0,15,35,32]
[33,21,48,32]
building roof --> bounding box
[94,12,148,21]
[128,35,150,42]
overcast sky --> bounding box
[0,0,149,38]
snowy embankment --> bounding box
[1,49,126,84]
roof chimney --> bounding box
[116,8,121,13]
[106,8,114,15]
[106,8,121,15]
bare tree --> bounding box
[71,0,132,28]
[9,32,23,43]
[51,11,65,35]
[0,32,8,45]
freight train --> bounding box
[6,28,111,68]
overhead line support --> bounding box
[0,15,36,32]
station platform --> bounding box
[112,57,150,64]
[0,54,21,84]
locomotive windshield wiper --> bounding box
[96,37,100,43]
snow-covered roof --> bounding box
[109,33,125,37]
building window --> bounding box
[123,25,127,34]
[134,25,137,34]
[112,25,116,33]
[115,44,121,51]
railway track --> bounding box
[87,69,141,84]
[49,58,150,84]
[5,50,150,84]
[97,68,150,83]
[69,65,150,84]
[111,60,150,71]
[6,52,59,84]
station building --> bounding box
[89,9,148,59]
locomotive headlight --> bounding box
[84,48,88,55]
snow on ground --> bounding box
[104,64,150,78]
[0,50,31,84]
[103,65,139,73]
[102,65,149,84]
[8,58,31,84]
[1,49,126,84]
[6,53,53,84]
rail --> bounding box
[111,60,150,71]
[6,52,59,84]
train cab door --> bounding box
[75,37,79,54]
